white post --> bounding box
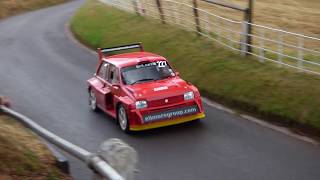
[179,4,184,27]
[109,0,114,7]
[205,13,210,35]
[259,28,265,62]
[277,31,283,66]
[298,36,304,68]
[132,0,139,14]
[173,4,180,25]
[115,0,120,9]
[216,18,221,42]
[107,0,114,7]
[241,21,249,56]
[228,21,233,48]
[168,2,174,24]
[137,0,144,15]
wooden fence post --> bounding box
[132,0,140,15]
[243,0,253,55]
[156,0,165,24]
[192,0,201,35]
[137,0,146,15]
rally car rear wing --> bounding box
[98,43,144,60]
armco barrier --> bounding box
[0,105,138,180]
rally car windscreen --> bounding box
[121,61,175,85]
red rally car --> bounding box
[87,43,205,132]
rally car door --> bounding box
[95,61,112,111]
[104,64,121,111]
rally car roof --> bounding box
[102,52,167,68]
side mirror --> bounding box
[175,72,180,76]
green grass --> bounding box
[0,114,69,179]
[70,0,320,132]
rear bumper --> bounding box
[130,112,205,131]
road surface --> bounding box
[0,1,320,179]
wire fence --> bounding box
[99,0,320,76]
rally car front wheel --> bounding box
[89,89,98,112]
[118,105,130,133]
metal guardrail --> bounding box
[99,0,320,76]
[0,105,138,180]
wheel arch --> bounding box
[116,102,123,115]
[115,96,134,119]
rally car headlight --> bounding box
[136,100,148,109]
[184,91,194,100]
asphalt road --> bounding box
[1,1,320,180]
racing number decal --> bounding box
[157,61,167,68]
[135,61,167,68]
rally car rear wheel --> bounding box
[118,105,130,132]
[89,89,98,112]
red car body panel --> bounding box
[87,44,205,131]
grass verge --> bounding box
[0,114,71,180]
[0,0,67,19]
[70,0,320,135]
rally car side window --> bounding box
[98,62,109,81]
[107,64,119,84]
